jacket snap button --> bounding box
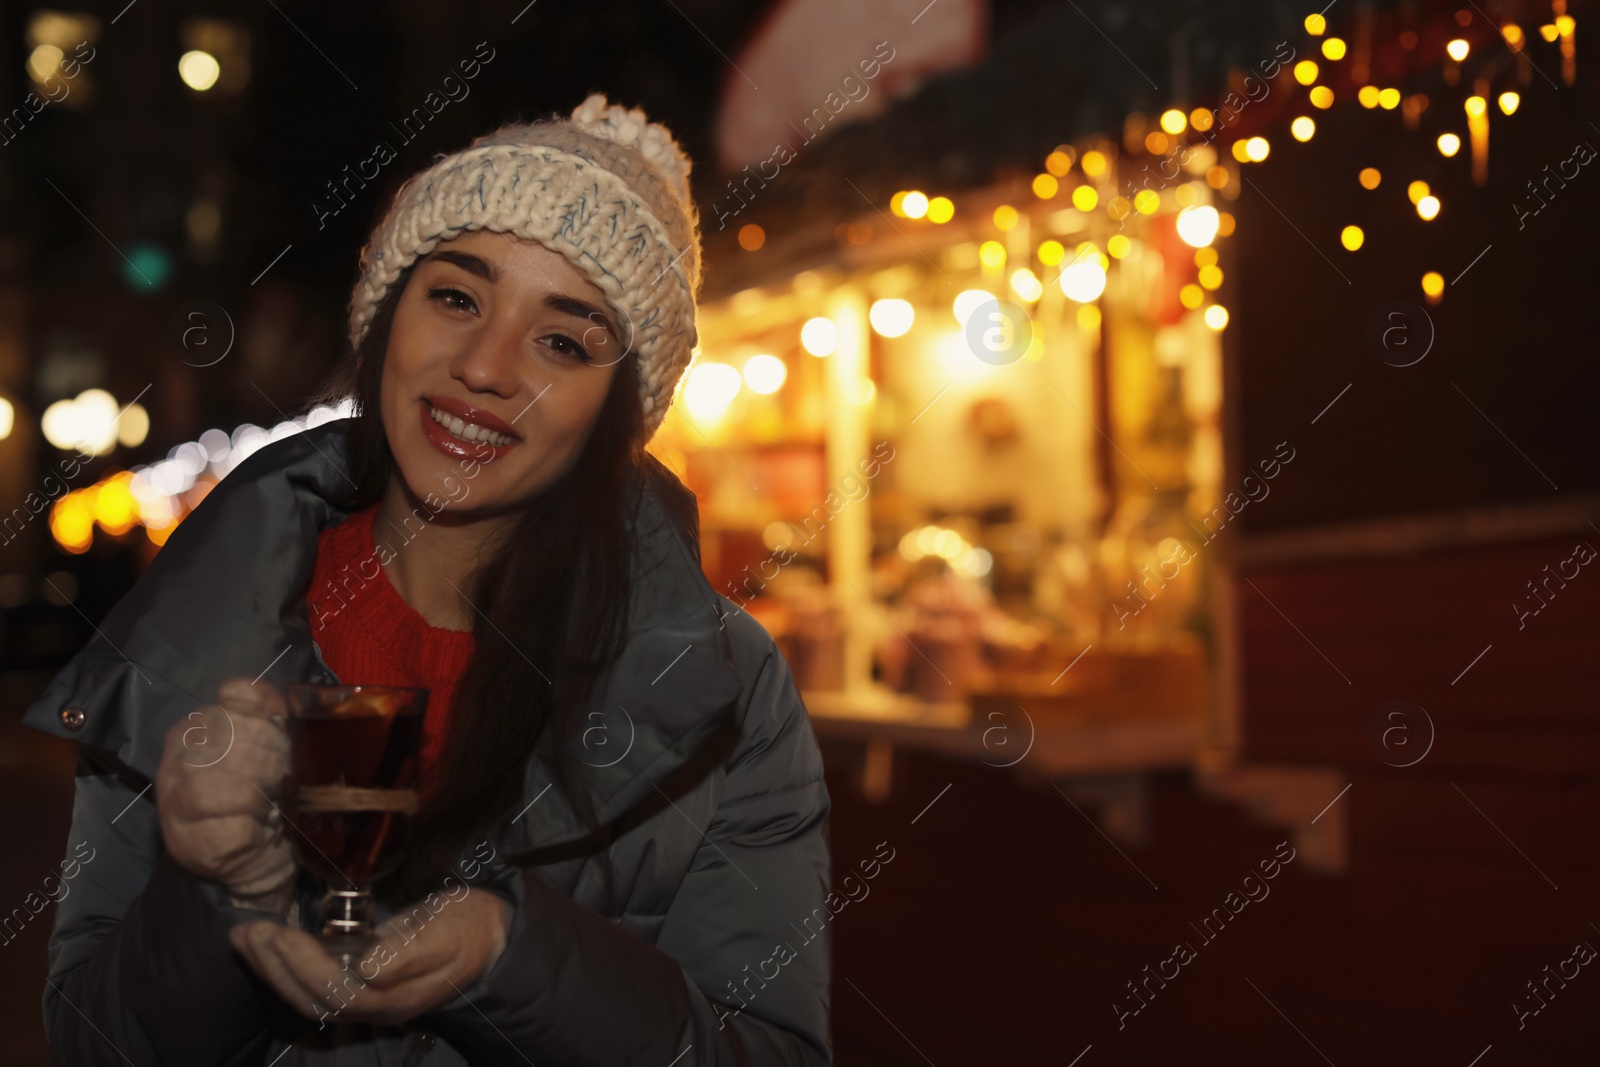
[60,705,86,731]
[418,1031,436,1051]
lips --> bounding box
[418,398,520,461]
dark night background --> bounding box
[3,1,1599,1064]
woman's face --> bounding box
[379,231,624,515]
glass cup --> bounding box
[283,684,427,964]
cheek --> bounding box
[527,366,617,454]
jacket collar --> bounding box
[22,418,744,859]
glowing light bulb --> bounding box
[1416,195,1440,220]
[902,191,929,219]
[1322,37,1347,60]
[800,317,837,356]
[1341,225,1364,250]
[1446,38,1470,62]
[1291,116,1316,141]
[1437,133,1461,157]
[681,363,742,424]
[1010,268,1044,302]
[1059,260,1107,302]
[742,354,787,395]
[869,298,914,338]
[179,50,221,91]
[953,289,993,325]
[1359,167,1382,189]
[1175,205,1220,247]
[1498,92,1520,115]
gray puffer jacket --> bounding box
[21,419,833,1066]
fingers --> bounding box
[230,923,341,1021]
[359,923,453,989]
[229,922,440,1026]
[218,677,289,721]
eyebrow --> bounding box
[422,250,619,341]
[422,249,498,283]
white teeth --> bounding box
[429,403,514,447]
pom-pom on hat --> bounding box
[347,93,703,441]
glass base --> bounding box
[319,887,377,966]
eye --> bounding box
[541,333,594,365]
[426,286,478,314]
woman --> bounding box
[24,95,833,1065]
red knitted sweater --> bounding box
[305,503,475,795]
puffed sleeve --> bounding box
[426,639,832,1066]
[39,743,295,1066]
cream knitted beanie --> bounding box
[347,93,703,441]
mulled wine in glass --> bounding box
[283,684,426,963]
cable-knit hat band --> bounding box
[346,95,703,441]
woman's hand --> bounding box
[229,885,513,1025]
[156,677,295,912]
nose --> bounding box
[447,321,520,400]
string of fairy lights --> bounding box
[41,4,1579,556]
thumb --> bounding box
[217,677,288,720]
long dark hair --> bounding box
[310,261,701,902]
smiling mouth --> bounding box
[426,401,518,446]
